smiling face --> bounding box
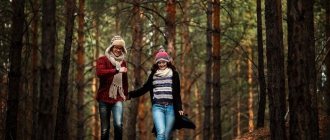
[157,60,168,70]
[111,45,124,57]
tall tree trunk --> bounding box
[31,0,40,139]
[90,1,105,139]
[115,3,121,34]
[125,1,143,139]
[165,0,176,59]
[287,0,319,139]
[18,17,29,140]
[247,46,254,132]
[69,58,77,140]
[203,0,212,139]
[55,0,76,139]
[212,0,221,140]
[325,0,330,116]
[194,84,202,140]
[180,0,192,139]
[256,0,267,128]
[0,6,11,131]
[37,0,56,139]
[5,0,25,139]
[235,57,242,138]
[0,74,7,140]
[265,0,287,139]
[136,6,147,137]
[137,97,147,140]
[77,0,85,139]
[92,16,100,140]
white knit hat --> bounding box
[106,35,127,54]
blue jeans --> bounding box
[152,104,175,140]
[99,101,123,140]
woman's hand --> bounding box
[179,110,184,116]
[122,96,126,101]
[119,67,127,73]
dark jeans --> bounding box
[99,101,123,140]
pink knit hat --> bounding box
[155,48,170,63]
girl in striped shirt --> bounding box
[129,48,184,140]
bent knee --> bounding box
[101,128,109,135]
[114,121,122,128]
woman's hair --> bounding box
[151,62,176,72]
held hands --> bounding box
[179,110,184,116]
[125,94,131,101]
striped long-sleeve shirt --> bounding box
[128,67,182,110]
[152,72,173,104]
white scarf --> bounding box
[154,68,173,78]
[105,52,126,99]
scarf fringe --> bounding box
[109,83,125,99]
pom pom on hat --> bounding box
[155,48,170,63]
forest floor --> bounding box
[235,112,330,140]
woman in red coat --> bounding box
[96,35,128,140]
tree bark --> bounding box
[256,0,267,128]
[325,0,330,116]
[203,0,213,140]
[265,0,287,139]
[136,5,147,137]
[212,0,221,139]
[31,0,40,139]
[137,97,148,140]
[165,0,176,59]
[125,1,143,139]
[287,0,319,139]
[37,0,56,139]
[76,0,85,139]
[194,84,202,140]
[5,0,25,139]
[235,57,242,138]
[55,0,76,139]
[180,0,192,139]
[203,0,212,139]
[92,14,100,140]
[247,46,254,133]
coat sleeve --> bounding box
[96,57,117,77]
[123,61,129,96]
[173,71,183,111]
[129,73,153,98]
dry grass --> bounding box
[235,113,330,140]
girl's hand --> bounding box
[125,95,131,100]
[179,110,184,116]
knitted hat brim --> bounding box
[106,40,127,54]
[156,58,170,63]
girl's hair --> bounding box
[151,62,176,72]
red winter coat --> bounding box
[96,56,128,104]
